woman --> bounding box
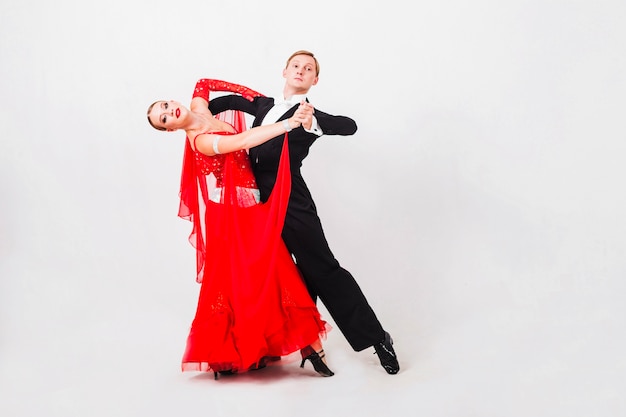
[147,79,332,379]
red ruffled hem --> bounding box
[181,306,329,373]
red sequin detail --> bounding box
[193,147,257,189]
[192,79,264,102]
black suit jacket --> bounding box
[209,95,357,215]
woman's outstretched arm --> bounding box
[194,114,299,156]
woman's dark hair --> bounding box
[147,101,166,131]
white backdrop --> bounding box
[1,0,625,416]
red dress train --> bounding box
[177,99,327,374]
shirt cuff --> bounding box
[304,116,323,136]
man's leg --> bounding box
[281,213,385,351]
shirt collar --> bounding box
[279,93,307,106]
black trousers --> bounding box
[280,208,385,352]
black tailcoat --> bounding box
[209,95,385,351]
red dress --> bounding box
[177,82,328,373]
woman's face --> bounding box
[148,100,186,131]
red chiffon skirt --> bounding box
[179,131,328,373]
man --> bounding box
[209,50,399,375]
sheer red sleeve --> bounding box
[192,79,265,102]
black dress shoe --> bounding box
[374,331,399,374]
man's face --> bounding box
[283,54,318,94]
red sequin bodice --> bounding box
[192,133,257,189]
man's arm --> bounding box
[209,94,259,116]
[313,109,358,136]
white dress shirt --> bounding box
[261,93,322,136]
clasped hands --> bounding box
[288,101,314,131]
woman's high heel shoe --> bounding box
[300,346,335,377]
[213,369,235,380]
